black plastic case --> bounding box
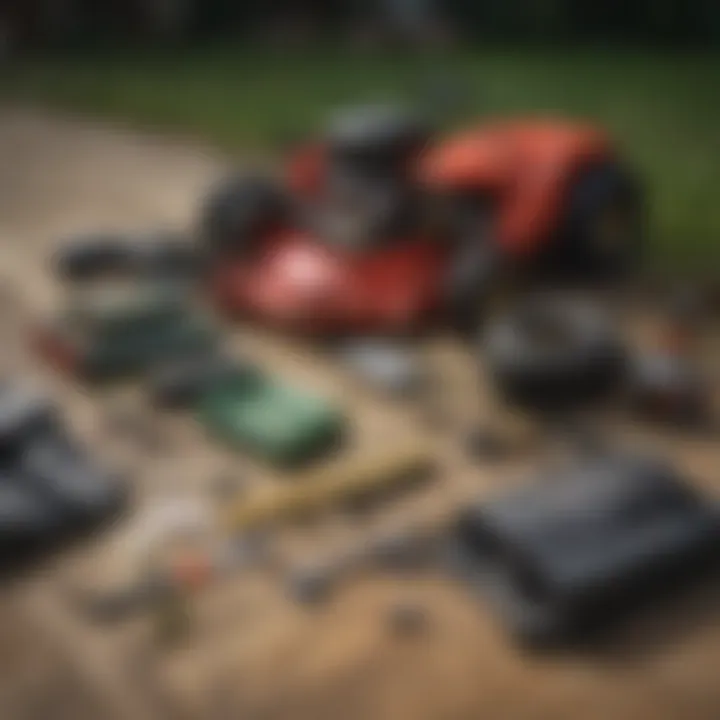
[450,453,720,645]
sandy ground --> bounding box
[0,107,720,720]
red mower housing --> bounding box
[210,228,449,334]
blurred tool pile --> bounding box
[3,103,719,662]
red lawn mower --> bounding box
[201,105,643,337]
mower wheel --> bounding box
[198,173,287,257]
[483,296,626,414]
[560,162,644,280]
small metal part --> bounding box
[287,526,438,608]
[219,530,273,570]
[387,602,428,636]
[367,529,437,571]
[464,427,510,462]
[332,339,429,397]
[210,473,248,502]
[287,563,337,606]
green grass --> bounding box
[1,46,719,270]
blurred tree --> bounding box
[133,0,195,42]
[2,0,719,51]
[445,0,720,44]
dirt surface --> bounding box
[1,107,720,720]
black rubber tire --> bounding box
[482,296,626,414]
[53,235,136,281]
[198,173,287,257]
[551,161,644,281]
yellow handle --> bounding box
[222,445,434,533]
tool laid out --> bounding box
[221,443,436,534]
[287,523,441,605]
[33,281,217,383]
[149,353,347,469]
